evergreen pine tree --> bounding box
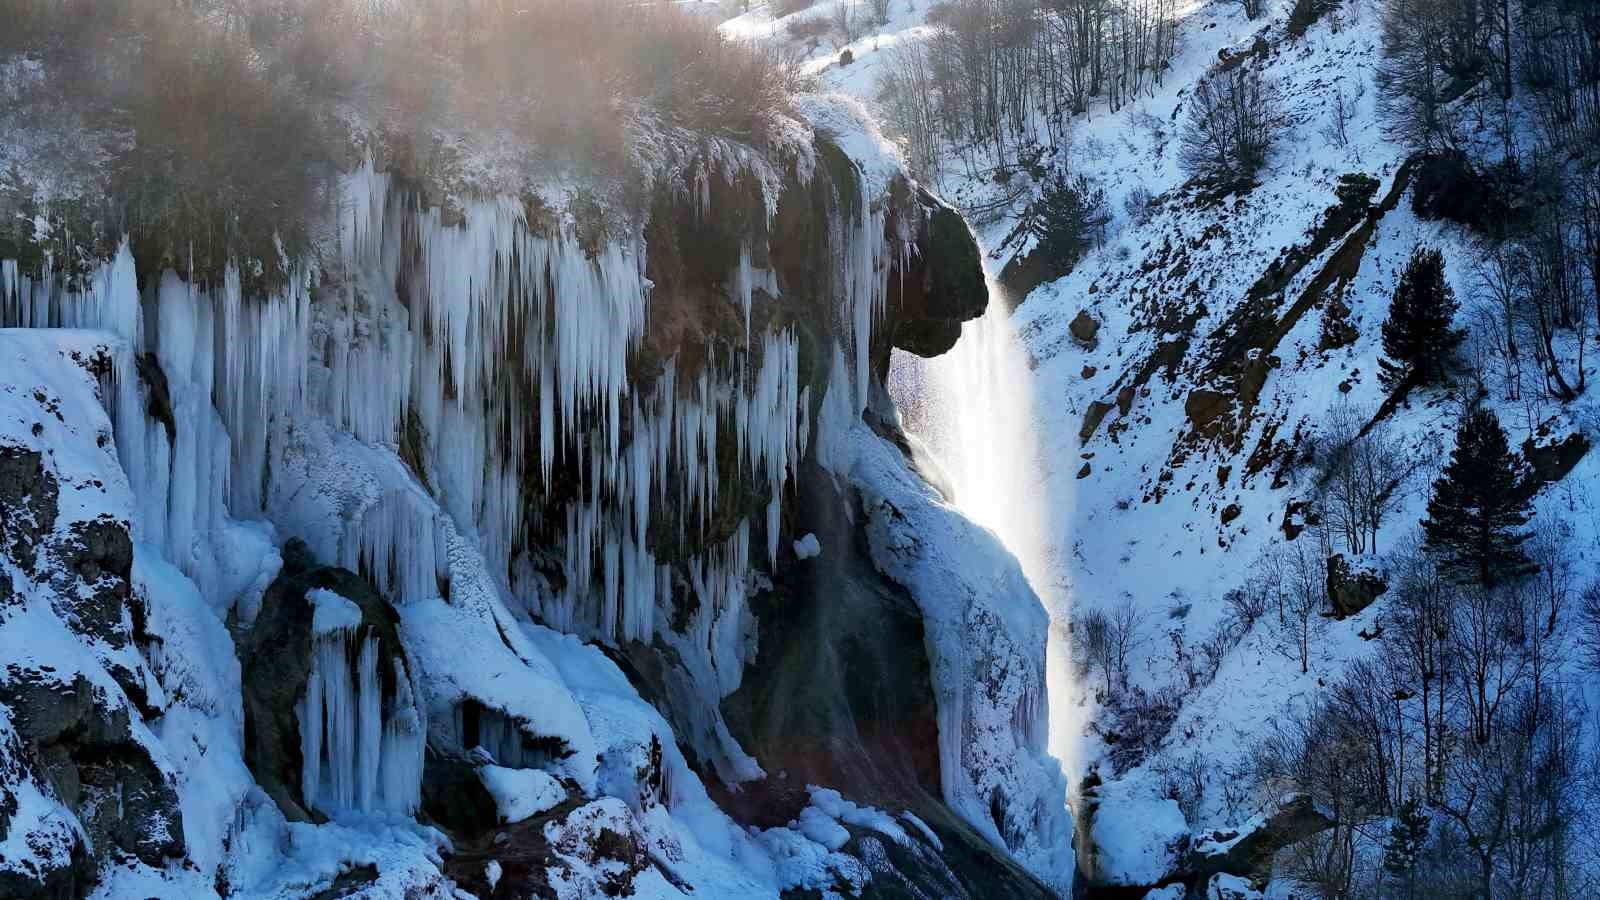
[1378,246,1462,390]
[1381,796,1431,898]
[1421,409,1535,587]
[1032,173,1107,271]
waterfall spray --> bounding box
[889,290,1082,775]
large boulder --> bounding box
[1523,432,1589,488]
[1326,554,1386,618]
[887,188,989,358]
[1188,794,1333,883]
[1070,309,1101,345]
[1076,779,1189,889]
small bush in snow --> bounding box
[1123,185,1157,226]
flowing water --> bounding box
[889,292,1083,776]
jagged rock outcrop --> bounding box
[0,338,188,896]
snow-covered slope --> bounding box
[727,0,1600,893]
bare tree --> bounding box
[1377,0,1485,151]
[1452,584,1528,745]
[1108,595,1149,690]
[1316,403,1411,555]
[1385,538,1456,799]
[1266,540,1326,675]
[1075,606,1115,696]
[831,0,864,45]
[1474,238,1525,401]
[1179,65,1280,187]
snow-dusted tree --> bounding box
[1381,796,1432,899]
[1379,246,1463,390]
[1421,409,1534,588]
[1178,65,1280,187]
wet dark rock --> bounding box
[719,461,1053,899]
[1326,554,1386,618]
[134,353,177,445]
[887,190,988,358]
[443,797,649,899]
[1523,433,1589,489]
[422,750,500,836]
[239,538,410,823]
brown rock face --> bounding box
[1069,310,1100,345]
[1184,389,1233,436]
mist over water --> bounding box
[889,291,1083,777]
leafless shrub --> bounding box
[1313,402,1412,556]
[1179,65,1281,188]
[1123,184,1157,225]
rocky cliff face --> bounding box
[0,96,1070,898]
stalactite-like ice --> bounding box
[297,610,425,817]
[1,135,907,825]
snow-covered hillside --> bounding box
[726,0,1600,894]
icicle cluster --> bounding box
[1,137,901,697]
[0,248,310,600]
[323,161,841,651]
[298,593,425,817]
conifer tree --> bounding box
[1421,409,1535,587]
[1381,796,1431,899]
[1379,246,1462,390]
[1032,173,1107,271]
